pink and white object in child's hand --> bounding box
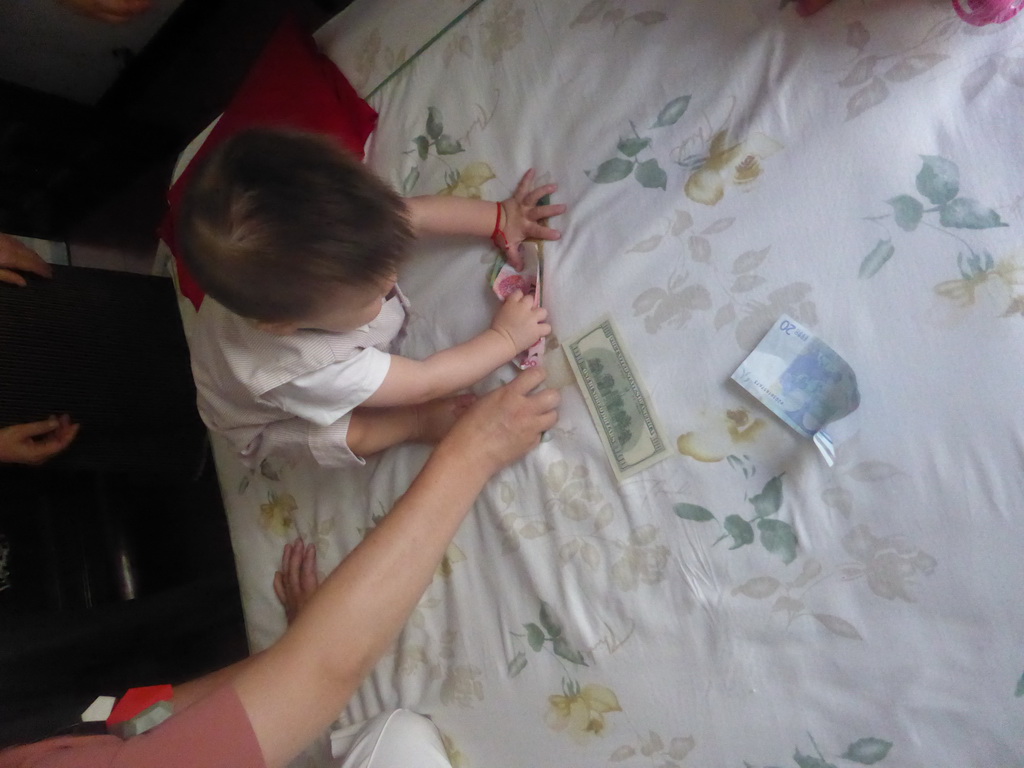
[491,242,544,370]
[952,0,1022,25]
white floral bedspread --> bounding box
[178,1,1024,766]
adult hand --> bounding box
[56,0,152,23]
[0,415,80,465]
[440,366,560,478]
[0,233,52,287]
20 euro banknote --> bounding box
[563,317,670,481]
[731,315,860,466]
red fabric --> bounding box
[0,685,266,768]
[106,685,174,727]
[159,14,378,310]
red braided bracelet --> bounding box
[491,201,511,254]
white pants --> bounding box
[333,710,453,768]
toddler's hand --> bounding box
[491,289,550,355]
[274,539,320,625]
[498,169,567,270]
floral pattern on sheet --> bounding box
[401,106,503,203]
[237,457,300,537]
[841,12,1024,117]
[570,1,668,33]
[745,733,893,767]
[346,28,409,93]
[676,408,768,463]
[683,131,783,206]
[495,461,671,594]
[546,681,622,744]
[478,0,525,64]
[586,96,692,192]
[672,448,936,640]
[630,215,818,351]
[836,13,1024,118]
[855,154,1022,316]
[674,474,798,565]
[607,730,695,767]
[585,87,784,207]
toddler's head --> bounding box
[178,128,413,331]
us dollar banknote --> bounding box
[563,317,670,481]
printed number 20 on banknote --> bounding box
[563,317,670,481]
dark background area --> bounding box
[0,0,353,747]
[0,0,343,265]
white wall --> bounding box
[0,0,185,105]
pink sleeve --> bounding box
[0,686,266,768]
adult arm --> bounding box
[232,367,559,768]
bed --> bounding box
[159,1,1024,765]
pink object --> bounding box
[952,0,1022,25]
[491,243,545,370]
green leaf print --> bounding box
[652,95,691,128]
[617,136,651,157]
[413,135,429,160]
[757,518,798,564]
[401,166,420,195]
[841,737,893,764]
[749,474,784,518]
[552,636,588,666]
[525,622,545,651]
[1016,671,1024,697]
[539,601,563,638]
[587,157,635,183]
[434,134,465,155]
[673,502,715,522]
[916,155,959,205]
[858,239,895,278]
[508,651,528,677]
[635,158,668,189]
[426,106,444,139]
[793,750,837,768]
[632,11,668,25]
[938,197,1008,229]
[886,195,923,231]
[724,515,755,549]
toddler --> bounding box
[178,128,564,468]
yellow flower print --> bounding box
[677,408,768,462]
[438,161,496,198]
[259,491,297,537]
[546,683,622,743]
[934,256,1024,316]
[685,131,782,205]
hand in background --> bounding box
[498,169,566,269]
[0,233,52,287]
[274,539,320,625]
[0,415,80,465]
[56,0,152,23]
[491,289,551,355]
